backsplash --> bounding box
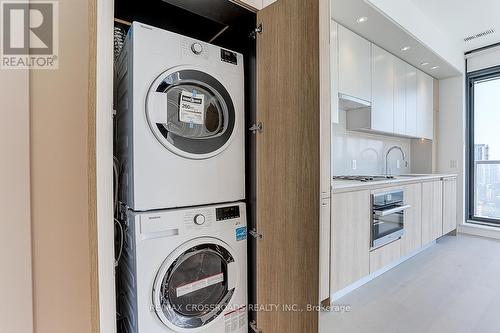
[332,110,412,176]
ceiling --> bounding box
[410,0,500,52]
[331,0,461,79]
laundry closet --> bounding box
[107,1,322,332]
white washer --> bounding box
[118,202,248,333]
[116,22,245,211]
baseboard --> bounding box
[330,241,436,302]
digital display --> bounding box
[221,49,238,65]
[216,206,240,221]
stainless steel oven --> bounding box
[371,190,410,249]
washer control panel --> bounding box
[216,205,240,221]
[220,49,238,65]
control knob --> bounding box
[194,214,206,225]
[191,42,203,55]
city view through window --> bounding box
[474,76,500,221]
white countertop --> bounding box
[331,174,458,193]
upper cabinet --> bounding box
[371,45,394,133]
[405,65,418,137]
[393,57,407,135]
[417,70,434,140]
[338,25,372,104]
[334,21,435,140]
[330,20,339,124]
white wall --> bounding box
[332,110,412,175]
[366,0,464,74]
[437,75,465,224]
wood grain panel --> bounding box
[331,191,370,292]
[442,177,458,235]
[256,0,320,331]
[369,239,401,273]
[401,183,422,257]
[88,0,100,332]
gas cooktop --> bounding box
[332,175,396,182]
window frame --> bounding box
[466,64,500,226]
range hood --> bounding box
[338,93,371,111]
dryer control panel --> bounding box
[216,205,240,221]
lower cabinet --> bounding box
[319,198,331,302]
[331,190,370,293]
[421,181,443,244]
[401,183,422,257]
[369,239,401,274]
[442,177,458,235]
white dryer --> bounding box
[116,22,245,211]
[117,202,248,333]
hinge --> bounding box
[249,320,263,333]
[248,228,263,240]
[249,23,263,39]
[249,122,263,134]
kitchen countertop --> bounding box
[331,174,458,194]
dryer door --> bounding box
[153,238,238,330]
[146,69,236,160]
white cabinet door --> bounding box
[330,20,339,124]
[319,198,331,302]
[405,65,418,137]
[371,44,394,133]
[393,57,406,135]
[338,25,371,103]
[417,70,434,140]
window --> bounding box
[467,65,500,225]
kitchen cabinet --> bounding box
[401,183,422,256]
[371,45,394,133]
[442,177,458,235]
[331,190,370,292]
[370,239,401,273]
[417,70,434,140]
[393,57,407,135]
[319,198,331,302]
[338,25,372,103]
[330,20,339,124]
[405,65,418,137]
[421,181,443,244]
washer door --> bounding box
[153,238,238,330]
[146,69,236,159]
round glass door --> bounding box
[153,241,237,329]
[146,69,236,159]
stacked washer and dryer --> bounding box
[115,22,248,333]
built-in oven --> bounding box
[371,190,411,249]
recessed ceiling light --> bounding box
[357,16,368,23]
[401,46,411,52]
[421,62,429,66]
[431,66,439,70]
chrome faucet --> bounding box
[385,146,406,175]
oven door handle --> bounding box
[373,204,411,217]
